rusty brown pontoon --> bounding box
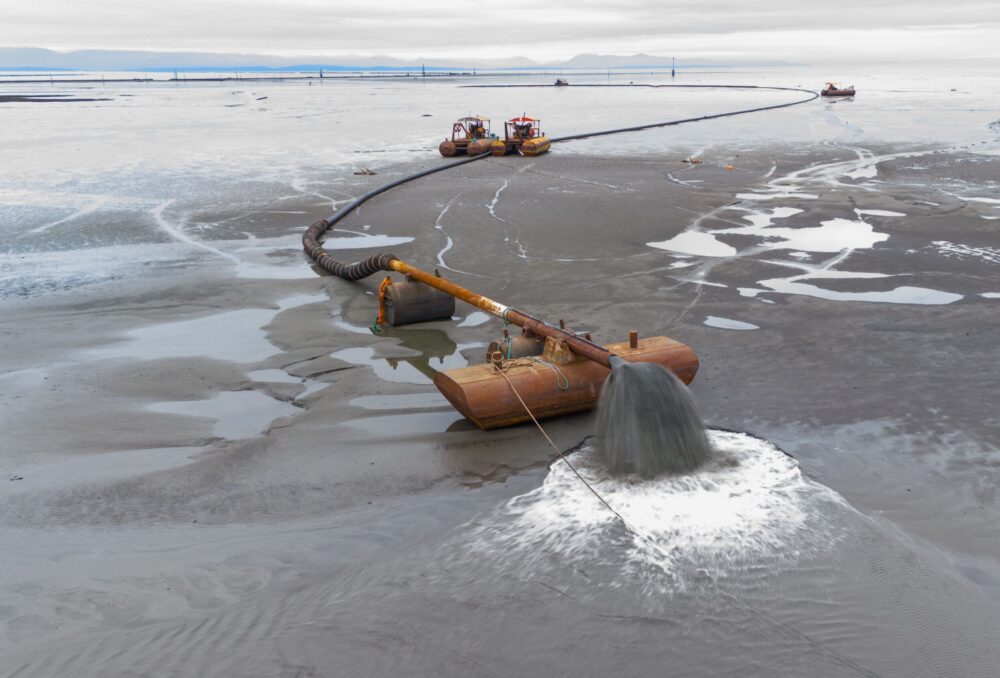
[821,82,856,97]
[437,334,697,429]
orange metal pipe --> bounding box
[388,259,614,368]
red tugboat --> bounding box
[490,115,551,157]
[439,115,493,157]
[821,82,856,97]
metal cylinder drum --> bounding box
[486,334,545,361]
[521,136,551,157]
[384,280,456,326]
[466,138,493,156]
[439,140,459,157]
[490,139,510,156]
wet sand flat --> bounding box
[2,76,1000,676]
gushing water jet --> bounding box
[595,356,712,478]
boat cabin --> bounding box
[439,115,492,156]
[506,116,542,142]
[453,115,491,141]
[490,115,551,157]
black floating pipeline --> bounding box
[303,151,493,279]
[303,83,820,277]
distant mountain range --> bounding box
[0,48,793,72]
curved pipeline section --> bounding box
[302,151,491,278]
[303,84,818,280]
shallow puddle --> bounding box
[88,293,326,363]
[648,230,736,257]
[703,315,759,330]
[350,392,451,410]
[338,411,466,436]
[247,368,329,400]
[148,390,299,440]
[456,311,491,328]
[331,325,485,386]
[645,152,969,305]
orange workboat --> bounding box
[439,115,494,156]
[821,82,856,97]
[490,116,551,157]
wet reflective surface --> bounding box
[2,64,999,677]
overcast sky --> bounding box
[3,0,998,62]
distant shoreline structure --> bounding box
[0,65,779,86]
[0,47,799,74]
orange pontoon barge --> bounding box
[491,116,551,157]
[439,115,494,156]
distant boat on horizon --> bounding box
[822,82,856,97]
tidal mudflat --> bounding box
[1,68,999,676]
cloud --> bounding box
[2,0,998,61]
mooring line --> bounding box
[496,368,630,526]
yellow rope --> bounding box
[375,276,393,326]
[488,351,570,391]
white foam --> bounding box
[475,431,845,587]
[930,241,1000,265]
